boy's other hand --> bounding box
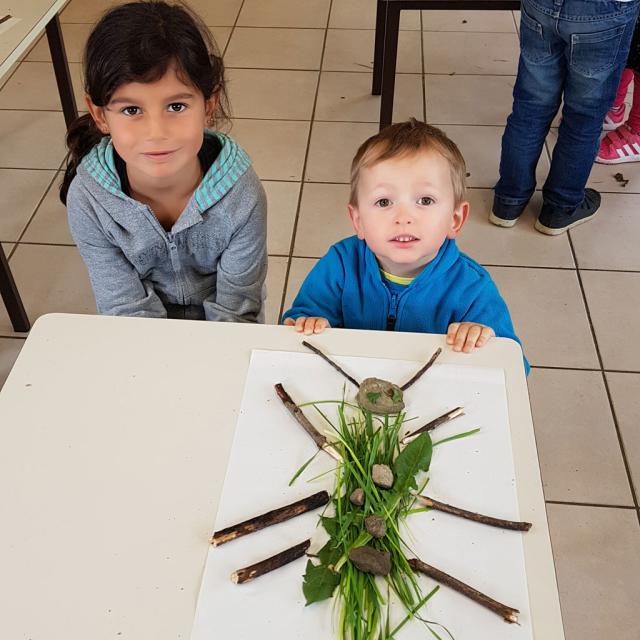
[446,322,495,353]
[284,316,330,335]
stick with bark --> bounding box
[401,406,465,443]
[275,383,341,461]
[400,348,442,391]
[211,491,330,546]
[414,495,532,531]
[301,340,360,388]
[407,558,520,623]
[231,539,311,584]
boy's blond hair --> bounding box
[349,119,467,206]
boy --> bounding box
[283,120,527,369]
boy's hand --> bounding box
[446,322,495,353]
[284,316,330,335]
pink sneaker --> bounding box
[603,104,626,131]
[596,124,640,164]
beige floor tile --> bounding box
[0,111,67,169]
[315,72,423,123]
[329,0,421,30]
[25,24,93,63]
[21,173,73,245]
[487,267,599,368]
[581,271,640,372]
[0,61,84,111]
[0,245,95,336]
[293,183,352,256]
[210,26,233,53]
[225,28,325,70]
[423,32,519,75]
[265,256,288,324]
[438,124,549,189]
[263,181,300,255]
[283,257,318,312]
[305,121,378,183]
[458,190,575,268]
[422,10,516,32]
[183,0,243,26]
[426,75,515,126]
[323,29,422,74]
[547,504,640,640]
[227,69,318,120]
[568,193,640,271]
[0,170,57,242]
[60,0,122,23]
[606,372,640,494]
[514,10,521,34]
[528,369,633,505]
[230,119,310,181]
[238,0,330,28]
[0,338,25,390]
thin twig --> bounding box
[211,491,330,546]
[400,348,442,391]
[301,340,361,387]
[414,495,532,531]
[401,406,465,443]
[231,540,311,584]
[407,558,520,623]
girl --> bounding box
[61,1,267,322]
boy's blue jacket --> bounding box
[283,236,529,373]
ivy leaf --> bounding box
[393,432,433,495]
[302,560,341,605]
[317,539,343,567]
[367,391,382,404]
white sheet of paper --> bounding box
[191,350,533,639]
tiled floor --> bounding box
[1,1,639,638]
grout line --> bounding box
[531,364,640,374]
[545,500,637,510]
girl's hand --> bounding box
[446,322,495,353]
[284,316,330,335]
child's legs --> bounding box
[625,70,640,131]
[612,68,634,110]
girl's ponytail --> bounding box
[59,114,105,204]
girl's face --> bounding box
[86,65,216,186]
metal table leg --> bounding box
[0,245,29,332]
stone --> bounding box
[371,463,394,489]
[365,515,386,538]
[349,487,365,506]
[349,546,391,575]
[356,377,405,414]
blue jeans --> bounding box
[494,0,640,214]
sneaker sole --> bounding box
[594,154,640,165]
[603,121,624,131]
[534,210,599,236]
[488,211,519,228]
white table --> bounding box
[0,313,564,639]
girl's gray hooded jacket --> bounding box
[66,132,267,322]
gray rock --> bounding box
[349,487,365,506]
[371,463,394,489]
[365,515,387,538]
[356,377,405,414]
[349,546,391,575]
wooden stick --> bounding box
[302,340,360,388]
[231,539,311,584]
[407,558,520,624]
[274,383,341,461]
[211,491,330,546]
[399,348,442,391]
[401,406,464,443]
[414,495,532,531]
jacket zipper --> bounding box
[386,292,398,331]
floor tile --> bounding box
[329,0,421,30]
[60,0,121,23]
[21,174,73,245]
[263,181,300,255]
[423,32,519,75]
[0,338,25,390]
[265,256,288,324]
[181,0,243,26]
[581,271,640,372]
[458,190,575,268]
[0,111,67,169]
[606,372,640,494]
[323,29,422,74]
[238,0,330,28]
[230,119,310,181]
[0,61,84,111]
[422,10,516,32]
[0,245,95,336]
[25,24,93,63]
[528,368,633,505]
[547,504,640,640]
[293,183,352,256]
[0,170,57,242]
[228,69,318,120]
[283,257,318,312]
[487,267,599,368]
[315,71,423,123]
[426,75,515,126]
[210,26,233,53]
[569,193,640,271]
[225,28,325,70]
[305,121,378,183]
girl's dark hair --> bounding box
[60,0,229,203]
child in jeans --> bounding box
[283,120,527,371]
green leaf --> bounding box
[367,391,382,404]
[317,539,343,567]
[432,427,480,447]
[320,515,339,538]
[288,449,320,486]
[302,560,341,605]
[393,432,433,495]
[391,388,403,403]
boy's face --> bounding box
[348,151,468,278]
